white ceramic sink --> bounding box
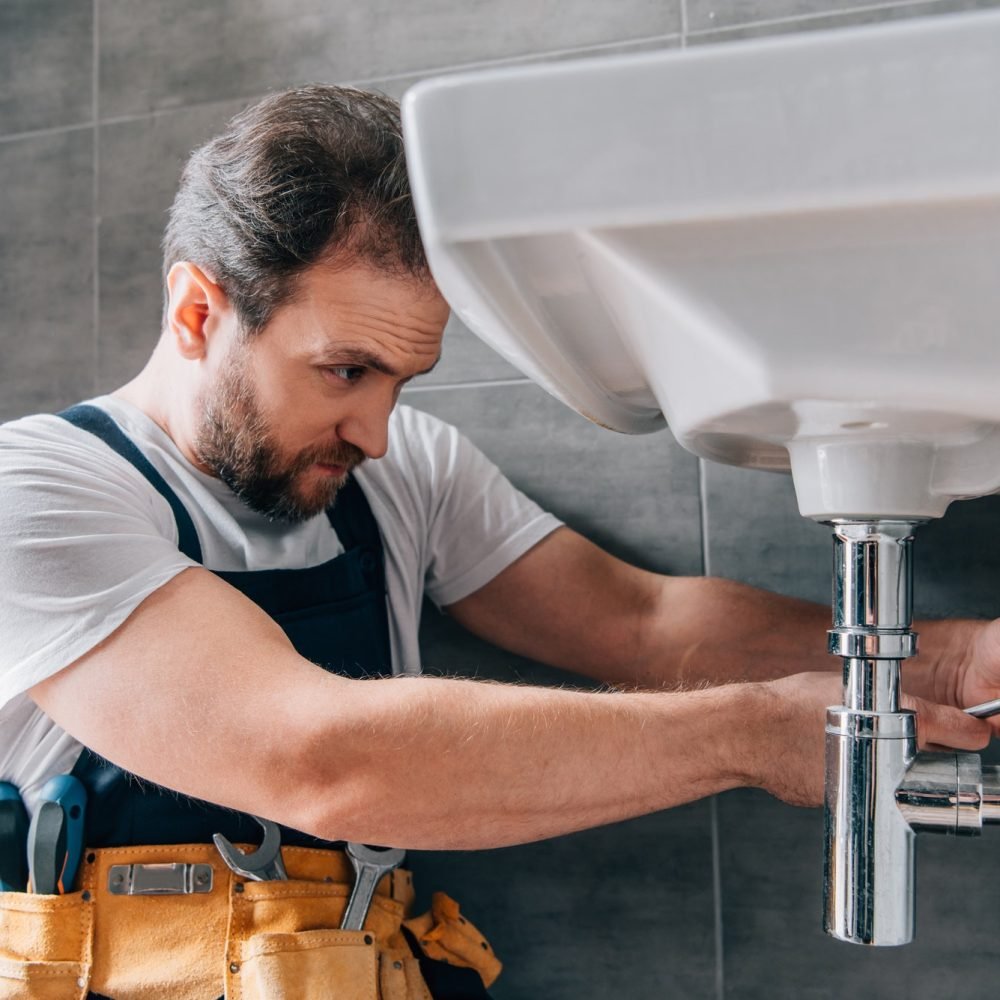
[402,10,1000,520]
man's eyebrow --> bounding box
[317,347,441,379]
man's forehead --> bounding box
[272,261,447,370]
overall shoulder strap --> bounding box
[58,403,204,563]
[326,475,382,555]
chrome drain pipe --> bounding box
[823,520,919,946]
[823,521,1000,946]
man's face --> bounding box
[195,261,447,522]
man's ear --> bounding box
[165,262,231,360]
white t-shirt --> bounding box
[0,396,561,809]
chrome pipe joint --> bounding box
[822,521,1000,947]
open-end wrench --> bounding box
[213,817,288,881]
[967,698,1000,719]
[341,843,406,931]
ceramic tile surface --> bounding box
[701,462,831,605]
[404,383,704,574]
[0,0,92,136]
[409,806,717,1000]
[0,130,95,420]
[99,0,681,119]
[688,0,1000,37]
[717,789,1000,999]
[98,100,253,220]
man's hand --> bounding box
[755,673,992,808]
[948,619,1000,726]
[908,617,1000,731]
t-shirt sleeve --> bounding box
[0,417,198,710]
[394,407,562,608]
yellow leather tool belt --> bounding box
[0,843,502,1000]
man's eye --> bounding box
[327,366,364,383]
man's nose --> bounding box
[336,388,393,460]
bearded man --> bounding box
[0,85,995,1000]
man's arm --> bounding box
[444,526,990,711]
[30,564,988,851]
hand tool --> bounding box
[0,783,29,892]
[341,842,406,931]
[27,800,67,894]
[213,816,288,881]
[37,775,86,891]
[966,698,1000,719]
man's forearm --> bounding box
[617,576,832,689]
[622,576,982,707]
[446,530,985,709]
[293,673,779,850]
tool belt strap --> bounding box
[0,842,500,1000]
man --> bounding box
[0,84,995,998]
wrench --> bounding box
[966,698,1000,719]
[213,816,288,881]
[341,843,406,930]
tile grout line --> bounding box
[355,30,684,82]
[698,457,725,1000]
[711,795,724,1000]
[92,0,101,395]
[0,32,685,143]
[0,0,973,147]
[0,120,94,145]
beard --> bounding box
[194,353,365,524]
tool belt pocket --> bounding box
[226,877,404,1000]
[239,929,378,1000]
[0,889,93,1000]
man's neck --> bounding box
[111,354,214,476]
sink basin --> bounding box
[402,10,1000,520]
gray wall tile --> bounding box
[409,806,717,1000]
[914,495,1000,620]
[702,462,830,605]
[100,0,681,119]
[718,790,1000,999]
[687,0,1000,37]
[368,33,683,103]
[97,211,163,390]
[96,100,257,390]
[98,100,252,220]
[688,0,850,33]
[0,130,95,419]
[405,382,704,574]
[0,0,92,136]
[703,460,1000,620]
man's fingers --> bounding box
[905,695,991,751]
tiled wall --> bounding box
[4,1,1000,996]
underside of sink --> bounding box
[402,9,1000,519]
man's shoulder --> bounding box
[0,409,105,468]
[0,403,159,513]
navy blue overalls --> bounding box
[60,403,392,849]
[59,404,492,1000]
